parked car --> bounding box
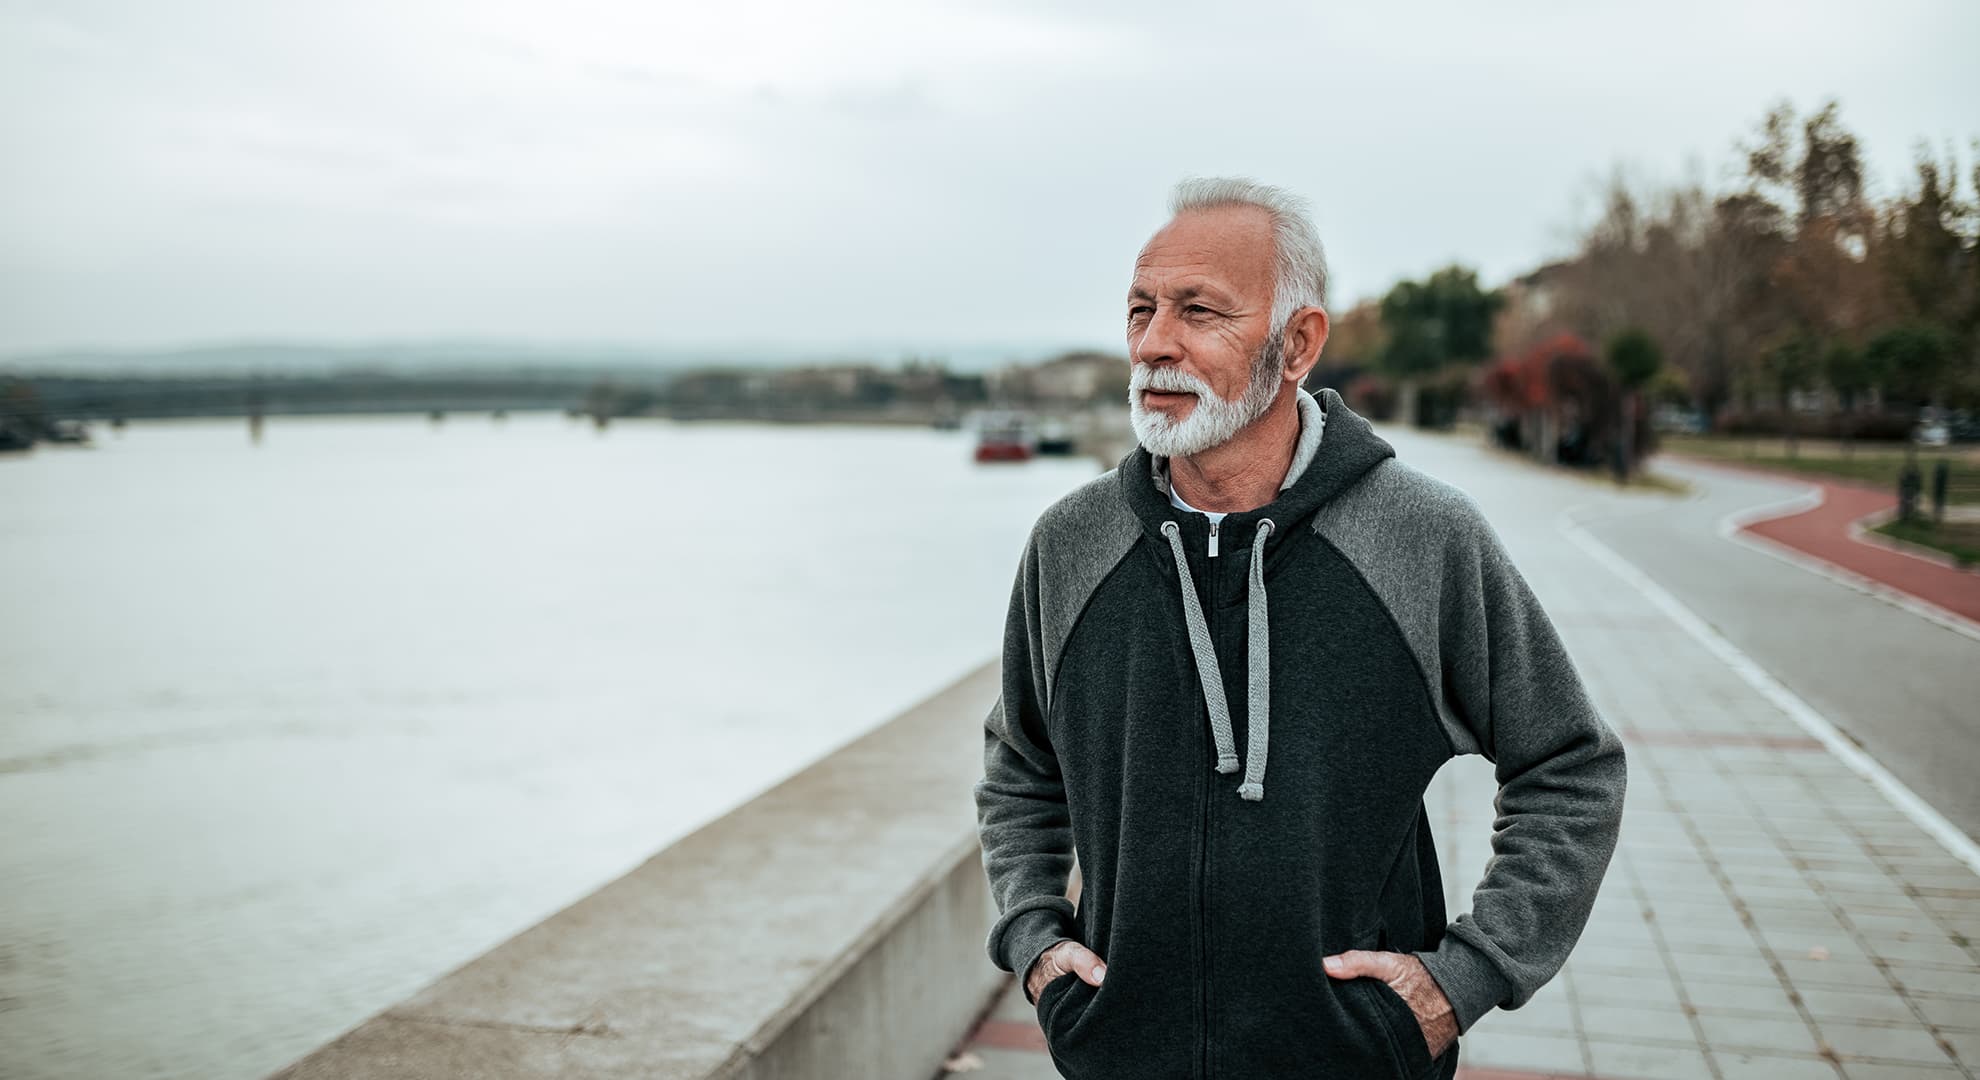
[1651,403,1708,434]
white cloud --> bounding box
[2,0,1976,353]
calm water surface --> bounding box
[0,412,1100,1080]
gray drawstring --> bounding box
[1240,519,1273,800]
[1159,517,1276,801]
[1161,520,1238,777]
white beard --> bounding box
[1128,333,1286,458]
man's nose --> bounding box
[1131,307,1182,366]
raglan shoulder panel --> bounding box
[1308,456,1490,758]
[1028,467,1143,709]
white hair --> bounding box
[1167,176,1329,333]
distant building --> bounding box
[990,350,1126,406]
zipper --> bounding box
[1198,540,1219,1079]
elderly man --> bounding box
[973,177,1627,1079]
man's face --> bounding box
[1126,205,1285,457]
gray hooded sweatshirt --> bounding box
[973,385,1627,1079]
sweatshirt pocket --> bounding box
[1343,926,1437,1079]
[1034,969,1095,1048]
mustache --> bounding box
[1130,365,1209,395]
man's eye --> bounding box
[1186,304,1213,315]
[1127,306,1152,319]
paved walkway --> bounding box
[938,429,1980,1079]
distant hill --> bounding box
[0,340,1089,378]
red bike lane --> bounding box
[1662,453,1980,626]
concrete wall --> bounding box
[271,660,1011,1080]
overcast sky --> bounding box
[3,0,1977,358]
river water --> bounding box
[0,412,1101,1080]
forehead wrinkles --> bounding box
[1135,241,1242,280]
[1134,222,1273,301]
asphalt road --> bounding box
[1576,451,1980,843]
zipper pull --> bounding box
[1208,519,1219,558]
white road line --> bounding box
[1557,501,1980,878]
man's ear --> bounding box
[1282,306,1329,385]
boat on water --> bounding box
[972,409,1033,463]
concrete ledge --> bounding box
[272,660,1007,1080]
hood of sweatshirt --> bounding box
[1116,384,1396,802]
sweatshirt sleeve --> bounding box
[1411,495,1629,1035]
[973,530,1078,1005]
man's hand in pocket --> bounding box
[1323,949,1458,1059]
[1025,939,1108,1004]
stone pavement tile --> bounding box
[1797,857,1890,876]
[1857,918,1958,947]
[1866,841,1947,859]
[1757,908,1860,933]
[1715,843,1797,862]
[1730,871,1820,895]
[1779,956,1890,989]
[1838,1063,1966,1079]
[1886,962,1980,998]
[1695,1011,1825,1055]
[1714,1049,1847,1079]
[1683,977,1802,1018]
[1849,912,1946,935]
[1655,935,1766,959]
[1941,1026,1980,1064]
[1658,922,1764,951]
[1647,903,1758,931]
[1787,829,1875,849]
[1670,949,1786,985]
[1742,897,1849,921]
[1815,1018,1959,1066]
[1796,987,1930,1026]
[1920,897,1980,922]
[1583,1035,1713,1080]
[1462,1029,1586,1074]
[1643,881,1744,904]
[1570,943,1673,976]
[1576,1002,1695,1046]
[1863,930,1974,967]
[1828,892,1944,919]
[1908,993,1980,1031]
[1763,930,1878,966]
[1888,864,1980,891]
[1572,969,1686,1011]
[1816,870,1909,893]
